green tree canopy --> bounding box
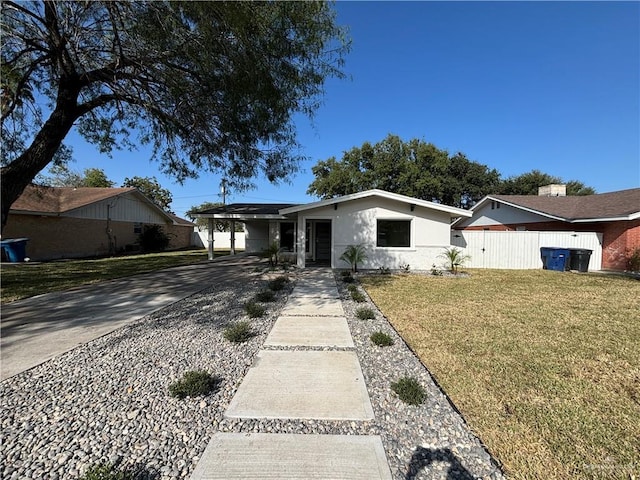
[41,165,114,187]
[122,176,173,212]
[0,1,349,231]
[498,170,596,195]
[307,134,501,209]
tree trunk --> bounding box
[1,90,80,233]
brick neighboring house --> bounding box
[453,187,640,271]
[2,185,195,261]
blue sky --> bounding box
[58,1,639,218]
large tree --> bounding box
[498,170,596,195]
[122,176,172,212]
[307,134,501,209]
[42,165,114,187]
[0,1,348,231]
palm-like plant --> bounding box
[438,246,470,274]
[340,244,368,272]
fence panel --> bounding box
[451,230,603,270]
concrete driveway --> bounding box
[1,254,261,380]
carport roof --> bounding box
[194,203,299,219]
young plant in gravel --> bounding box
[244,301,266,318]
[79,462,134,480]
[223,321,255,343]
[268,276,289,291]
[169,370,221,399]
[347,284,359,293]
[356,306,375,320]
[342,272,355,283]
[351,290,366,303]
[370,331,394,347]
[391,376,426,405]
[254,289,276,302]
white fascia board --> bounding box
[279,189,472,217]
[193,213,287,220]
[571,213,640,223]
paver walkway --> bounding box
[191,269,393,479]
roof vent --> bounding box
[538,184,566,197]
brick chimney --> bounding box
[538,184,566,196]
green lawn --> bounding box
[0,249,226,303]
[361,270,640,480]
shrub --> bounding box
[262,242,280,267]
[340,244,367,272]
[79,463,133,480]
[370,331,394,347]
[347,284,358,293]
[627,247,640,272]
[268,276,289,291]
[255,289,275,302]
[399,263,410,273]
[430,264,443,276]
[438,246,470,273]
[378,266,391,275]
[169,370,220,399]
[342,272,355,283]
[356,306,375,320]
[138,224,170,252]
[340,270,352,278]
[244,301,266,318]
[224,321,255,343]
[391,376,426,405]
[351,291,366,303]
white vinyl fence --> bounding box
[451,230,603,270]
[193,230,246,250]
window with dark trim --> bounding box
[280,222,295,251]
[377,220,410,247]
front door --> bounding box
[314,221,332,262]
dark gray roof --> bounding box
[492,188,640,221]
[196,203,299,216]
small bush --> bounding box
[356,306,375,320]
[340,270,352,278]
[79,463,132,480]
[268,276,289,291]
[378,266,391,275]
[138,224,170,252]
[255,289,276,302]
[169,370,220,399]
[391,376,426,405]
[351,291,366,303]
[399,263,410,273]
[245,301,266,318]
[347,284,358,293]
[342,273,355,283]
[430,264,443,276]
[371,331,394,347]
[224,321,255,343]
[627,247,640,272]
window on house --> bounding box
[280,222,295,251]
[377,220,411,247]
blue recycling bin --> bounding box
[1,238,29,262]
[540,247,570,271]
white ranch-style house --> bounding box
[195,189,471,270]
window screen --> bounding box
[377,220,410,247]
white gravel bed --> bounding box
[2,266,503,480]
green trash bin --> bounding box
[569,249,592,272]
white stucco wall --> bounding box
[294,196,454,270]
[456,202,549,228]
[245,222,270,252]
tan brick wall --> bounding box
[3,214,195,260]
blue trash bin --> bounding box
[1,238,29,262]
[540,247,570,271]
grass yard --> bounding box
[361,270,640,480]
[0,249,220,304]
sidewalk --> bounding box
[190,269,393,479]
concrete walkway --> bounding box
[0,255,259,380]
[191,269,393,479]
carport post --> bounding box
[230,220,236,255]
[207,218,214,260]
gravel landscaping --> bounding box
[1,265,503,480]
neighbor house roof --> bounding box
[194,203,298,219]
[10,184,182,224]
[457,188,640,225]
[279,189,472,218]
